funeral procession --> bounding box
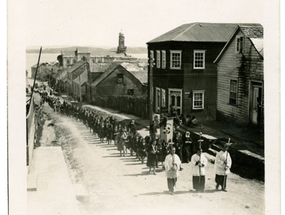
[25,23,265,215]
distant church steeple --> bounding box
[117,30,127,54]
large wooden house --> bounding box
[214,24,263,127]
[66,61,90,100]
[146,23,239,119]
[90,62,147,101]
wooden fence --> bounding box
[91,95,148,118]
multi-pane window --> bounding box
[193,50,205,69]
[192,90,205,109]
[156,50,160,68]
[229,80,238,105]
[170,50,182,69]
[236,36,244,53]
[162,50,166,69]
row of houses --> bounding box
[147,22,263,127]
[33,49,148,103]
[33,22,263,128]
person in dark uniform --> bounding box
[173,131,183,162]
[182,131,193,163]
[149,120,157,141]
[146,139,158,175]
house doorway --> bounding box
[168,89,182,115]
[250,82,263,126]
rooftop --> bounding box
[147,22,239,43]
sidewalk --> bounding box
[27,147,81,215]
[83,104,264,156]
[81,104,264,181]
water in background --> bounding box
[26,53,147,78]
[26,53,59,77]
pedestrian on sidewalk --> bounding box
[191,147,207,193]
[214,142,232,192]
[164,146,181,195]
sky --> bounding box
[24,0,265,48]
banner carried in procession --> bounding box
[160,117,173,143]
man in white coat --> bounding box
[164,146,181,195]
[191,148,208,192]
[214,143,232,192]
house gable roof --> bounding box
[66,61,86,74]
[90,63,121,87]
[250,38,263,57]
[89,62,112,73]
[147,23,239,43]
[73,70,88,86]
[67,61,88,79]
[214,24,263,63]
[91,62,148,87]
[91,72,103,82]
[120,62,147,85]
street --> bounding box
[40,102,264,215]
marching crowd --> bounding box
[39,92,232,195]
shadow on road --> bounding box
[121,157,138,161]
[125,162,144,166]
[102,155,120,158]
[96,144,114,148]
[106,148,118,151]
[188,189,217,194]
[138,189,217,196]
[123,170,153,176]
[138,190,191,196]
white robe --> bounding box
[164,154,181,178]
[191,153,207,176]
[214,150,232,175]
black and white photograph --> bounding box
[7,0,280,214]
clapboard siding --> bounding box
[96,67,147,97]
[149,41,224,118]
[217,30,263,126]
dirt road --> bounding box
[41,104,264,215]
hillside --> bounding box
[26,46,147,55]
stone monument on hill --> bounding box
[117,31,127,54]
